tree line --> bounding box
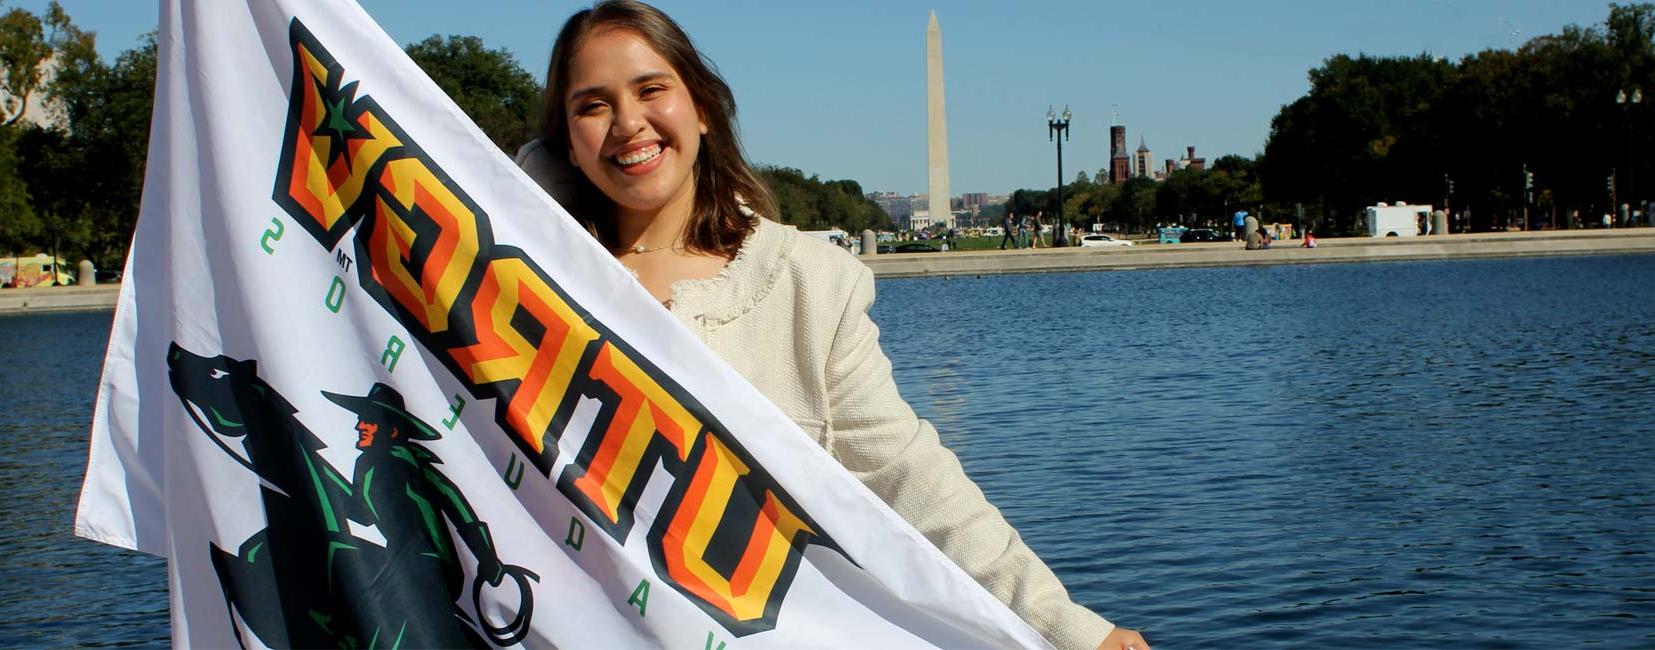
[0,5,886,268]
[1009,3,1655,236]
[0,2,151,271]
[6,2,1646,264]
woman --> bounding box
[516,3,1149,648]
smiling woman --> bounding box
[537,0,775,306]
[515,2,1150,649]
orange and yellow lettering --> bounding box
[365,158,481,333]
[571,343,701,522]
[450,258,600,453]
[282,42,400,234]
[662,434,814,622]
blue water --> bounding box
[1,254,1652,647]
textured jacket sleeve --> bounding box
[822,265,1116,650]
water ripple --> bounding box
[875,255,1655,648]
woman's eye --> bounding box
[575,101,606,115]
[640,85,665,98]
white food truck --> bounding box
[1364,203,1432,237]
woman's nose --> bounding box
[610,99,646,137]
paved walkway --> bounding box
[0,283,122,314]
[861,229,1655,279]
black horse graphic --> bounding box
[167,343,535,648]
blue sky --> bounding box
[22,1,1612,195]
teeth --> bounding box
[615,145,661,166]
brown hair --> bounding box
[542,0,775,257]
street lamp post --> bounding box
[1619,87,1642,226]
[1047,106,1071,247]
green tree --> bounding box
[0,127,35,252]
[1261,3,1655,233]
[11,19,155,267]
[1005,188,1052,219]
[405,35,541,154]
[0,1,49,126]
[1112,176,1159,233]
[0,0,92,255]
[756,166,890,232]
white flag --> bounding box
[74,1,1051,648]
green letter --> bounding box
[504,455,525,490]
[627,580,650,617]
[324,276,346,313]
[442,393,466,429]
[261,218,285,254]
[564,516,585,550]
[381,336,405,372]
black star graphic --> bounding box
[311,77,371,174]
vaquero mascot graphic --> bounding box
[167,343,538,648]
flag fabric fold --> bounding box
[74,0,1051,647]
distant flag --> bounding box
[73,0,1051,647]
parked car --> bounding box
[1180,228,1227,243]
[890,242,940,254]
[876,244,893,254]
[1078,234,1133,248]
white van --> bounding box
[1364,203,1432,237]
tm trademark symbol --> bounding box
[334,249,353,272]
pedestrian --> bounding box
[517,3,1148,648]
[1030,211,1044,248]
[1233,210,1248,241]
[1000,212,1018,249]
[1017,214,1029,249]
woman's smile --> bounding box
[611,141,664,172]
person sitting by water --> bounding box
[1302,230,1318,248]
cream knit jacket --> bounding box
[517,143,1114,650]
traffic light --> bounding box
[1524,169,1534,191]
[1609,173,1617,193]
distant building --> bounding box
[1133,138,1154,180]
[1181,146,1207,172]
[1109,124,1129,183]
[958,192,988,213]
[868,191,927,224]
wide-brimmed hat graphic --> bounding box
[322,383,440,440]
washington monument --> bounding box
[926,11,952,229]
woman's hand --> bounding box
[1096,626,1151,650]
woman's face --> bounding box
[564,28,707,219]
